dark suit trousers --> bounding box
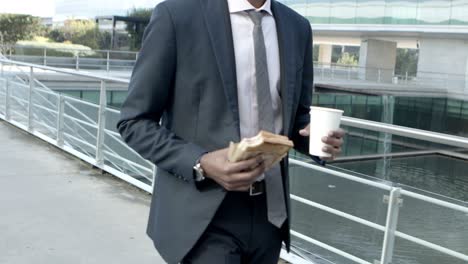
[181,191,283,264]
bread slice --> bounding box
[228,131,294,169]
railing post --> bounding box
[106,51,110,72]
[43,48,47,66]
[75,54,80,70]
[378,69,382,83]
[4,78,10,120]
[405,71,408,84]
[135,52,139,61]
[95,80,107,168]
[28,66,34,132]
[151,164,157,194]
[56,94,65,147]
[379,187,403,264]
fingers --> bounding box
[227,155,264,173]
[321,135,343,147]
[321,129,345,160]
[328,129,345,138]
[221,162,266,191]
[322,145,341,156]
[299,124,310,136]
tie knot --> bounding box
[246,10,264,26]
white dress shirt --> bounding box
[227,0,283,139]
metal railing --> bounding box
[2,46,138,71]
[4,46,468,91]
[314,62,468,91]
[0,58,155,193]
[0,58,467,264]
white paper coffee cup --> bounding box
[309,106,343,157]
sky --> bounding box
[0,0,56,17]
[0,0,160,18]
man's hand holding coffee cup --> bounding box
[299,124,345,161]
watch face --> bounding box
[194,164,205,182]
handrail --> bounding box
[313,62,468,78]
[0,58,129,84]
[341,116,468,149]
[2,45,139,55]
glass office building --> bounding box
[281,0,468,25]
[55,0,159,20]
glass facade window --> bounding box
[355,0,386,24]
[280,0,468,25]
[55,0,158,19]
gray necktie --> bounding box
[247,10,287,228]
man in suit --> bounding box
[117,0,344,263]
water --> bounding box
[290,155,468,264]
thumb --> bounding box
[299,125,310,136]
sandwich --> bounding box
[228,130,294,169]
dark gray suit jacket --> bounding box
[117,0,313,262]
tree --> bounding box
[313,45,319,62]
[48,19,99,50]
[0,14,43,53]
[395,48,419,76]
[125,8,151,51]
[337,52,358,65]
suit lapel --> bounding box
[199,0,240,139]
[272,0,296,137]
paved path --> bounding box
[0,120,165,264]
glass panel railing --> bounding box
[311,92,468,138]
[32,87,59,139]
[289,163,389,263]
[393,192,468,264]
[289,113,468,263]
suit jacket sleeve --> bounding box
[291,25,326,166]
[117,3,206,182]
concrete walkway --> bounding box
[0,120,165,264]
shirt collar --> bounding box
[227,0,272,16]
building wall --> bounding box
[418,38,468,76]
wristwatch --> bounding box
[193,161,206,182]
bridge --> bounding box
[1,57,468,264]
[0,119,165,264]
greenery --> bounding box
[337,52,358,65]
[0,14,44,53]
[395,48,418,76]
[15,36,97,57]
[125,8,152,51]
[313,45,319,62]
[48,19,100,50]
